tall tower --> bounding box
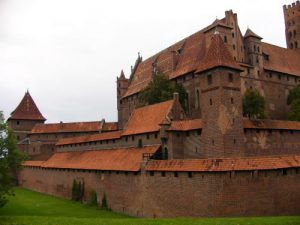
[283,1,300,50]
[196,33,244,158]
[7,91,46,142]
[244,28,263,67]
[117,70,129,130]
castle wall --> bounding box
[244,129,300,156]
[8,119,43,142]
[19,166,300,217]
[57,132,161,152]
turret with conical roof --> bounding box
[244,28,263,67]
[196,33,244,158]
[7,91,46,142]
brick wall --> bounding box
[19,166,300,217]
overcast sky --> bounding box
[0,0,295,123]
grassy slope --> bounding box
[0,188,299,225]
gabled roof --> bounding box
[196,34,243,73]
[244,28,262,40]
[145,154,300,172]
[31,121,102,134]
[122,100,174,136]
[262,42,300,77]
[56,130,122,146]
[243,118,300,130]
[9,91,46,121]
[23,145,160,171]
[167,119,203,131]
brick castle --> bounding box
[8,2,300,217]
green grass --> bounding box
[0,188,299,225]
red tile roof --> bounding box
[56,130,122,146]
[168,119,203,131]
[31,121,101,134]
[196,34,243,73]
[123,29,208,98]
[22,161,45,167]
[23,145,160,171]
[122,100,174,136]
[102,122,118,131]
[262,42,300,76]
[145,154,300,172]
[243,118,300,130]
[9,91,46,121]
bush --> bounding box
[89,190,98,207]
[101,193,107,209]
[288,99,300,121]
[71,180,84,202]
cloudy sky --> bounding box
[0,0,295,123]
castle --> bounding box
[9,2,300,217]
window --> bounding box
[231,98,234,104]
[295,41,298,49]
[125,137,128,142]
[150,171,154,176]
[146,134,149,139]
[269,72,272,78]
[294,30,297,37]
[224,35,227,43]
[232,32,235,38]
[188,172,193,178]
[154,133,158,139]
[161,172,166,177]
[209,98,213,106]
[195,89,200,109]
[16,121,20,125]
[132,135,135,141]
[278,74,281,80]
[233,44,236,50]
[186,131,190,137]
[207,74,212,85]
[174,172,178,177]
[138,139,142,148]
[290,42,294,49]
[228,73,233,82]
[197,129,201,135]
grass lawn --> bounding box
[0,188,299,225]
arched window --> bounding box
[185,93,189,113]
[294,30,297,37]
[290,42,294,49]
[289,31,292,38]
[295,41,298,49]
[224,35,227,43]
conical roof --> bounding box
[119,70,125,79]
[9,91,46,121]
[244,28,262,40]
[196,33,242,73]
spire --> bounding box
[196,33,242,73]
[244,28,262,40]
[119,70,125,79]
[8,91,46,121]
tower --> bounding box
[196,33,244,158]
[7,91,46,142]
[244,28,263,67]
[117,70,129,129]
[283,1,300,50]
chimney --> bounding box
[173,92,179,102]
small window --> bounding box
[224,35,227,43]
[233,139,236,144]
[186,131,190,137]
[197,129,201,135]
[228,73,233,82]
[282,169,287,176]
[207,74,212,85]
[16,121,20,125]
[278,74,281,80]
[269,72,272,78]
[210,98,213,106]
[150,171,154,176]
[233,44,236,50]
[154,133,158,139]
[146,134,150,139]
[132,136,135,141]
[294,30,297,37]
[125,137,128,142]
[231,98,234,104]
[161,172,166,177]
[188,172,193,178]
[232,32,235,38]
[17,136,20,141]
[174,172,178,177]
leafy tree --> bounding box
[287,85,300,105]
[287,85,300,121]
[243,89,266,119]
[138,73,187,109]
[288,99,300,121]
[0,111,25,207]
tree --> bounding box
[0,111,25,207]
[287,85,300,121]
[243,89,266,119]
[138,73,187,110]
[287,85,300,105]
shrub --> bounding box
[89,190,98,207]
[101,193,107,209]
[243,89,266,119]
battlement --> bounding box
[284,1,300,10]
